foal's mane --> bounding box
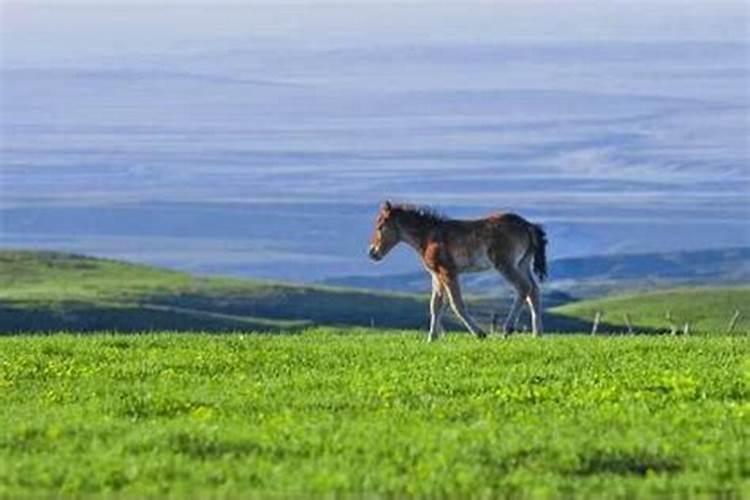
[391,203,447,227]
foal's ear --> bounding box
[383,200,392,211]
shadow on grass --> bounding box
[141,288,430,330]
[0,303,309,335]
[573,449,682,476]
[0,295,664,336]
[0,287,431,334]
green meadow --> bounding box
[1,250,748,497]
[1,332,747,497]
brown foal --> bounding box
[368,201,548,340]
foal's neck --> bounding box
[398,221,431,253]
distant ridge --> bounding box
[321,247,750,298]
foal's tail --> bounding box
[529,224,548,282]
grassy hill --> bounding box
[0,250,595,335]
[1,250,746,335]
[552,287,750,334]
[0,250,431,333]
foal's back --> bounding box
[432,213,534,273]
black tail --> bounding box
[530,224,548,282]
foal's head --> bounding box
[368,201,400,261]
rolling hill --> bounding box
[0,250,584,334]
[0,250,746,335]
[552,287,750,334]
[0,250,428,333]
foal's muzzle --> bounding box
[368,246,382,261]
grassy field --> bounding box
[1,331,747,497]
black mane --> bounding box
[392,204,447,227]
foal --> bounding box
[368,201,547,340]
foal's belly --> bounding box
[455,249,494,273]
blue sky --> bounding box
[1,1,748,280]
[3,1,748,54]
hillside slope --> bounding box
[2,250,745,335]
[552,287,750,334]
[0,250,591,334]
[0,250,430,333]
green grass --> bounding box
[553,287,750,334]
[1,331,747,497]
[0,250,195,303]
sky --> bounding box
[1,1,748,280]
[3,1,749,51]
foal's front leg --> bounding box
[428,276,446,342]
[444,275,486,339]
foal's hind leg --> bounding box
[444,275,486,339]
[496,264,532,335]
[503,294,524,335]
[525,268,543,337]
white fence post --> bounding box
[666,311,677,336]
[591,311,602,336]
[624,313,633,335]
[727,310,741,333]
